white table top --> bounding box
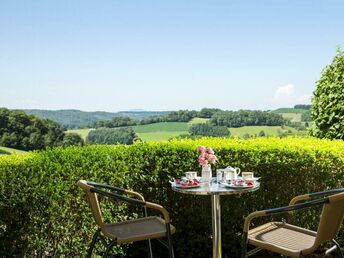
[170,178,260,196]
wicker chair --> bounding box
[242,188,344,258]
[78,180,175,258]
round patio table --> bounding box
[171,179,260,258]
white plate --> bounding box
[219,182,255,189]
[170,180,201,189]
[174,184,201,189]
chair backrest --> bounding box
[314,191,344,246]
[77,180,104,228]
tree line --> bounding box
[86,127,137,145]
[209,110,285,127]
[0,108,83,151]
[93,108,287,129]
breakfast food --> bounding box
[232,179,254,187]
[175,178,200,187]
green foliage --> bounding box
[189,123,230,137]
[1,138,343,257]
[140,110,198,125]
[258,130,265,137]
[294,104,311,110]
[210,110,285,127]
[198,108,222,118]
[93,116,137,128]
[301,110,311,122]
[86,127,137,145]
[311,47,344,140]
[0,108,65,151]
[62,133,84,147]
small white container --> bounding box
[216,169,223,183]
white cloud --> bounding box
[273,83,295,101]
[271,83,311,107]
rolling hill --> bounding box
[23,109,170,129]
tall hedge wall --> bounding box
[0,137,344,257]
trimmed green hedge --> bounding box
[1,137,344,257]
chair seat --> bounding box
[248,222,317,258]
[103,216,176,244]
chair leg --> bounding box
[166,223,174,258]
[241,232,248,258]
[147,239,153,258]
[87,228,101,258]
[104,240,116,258]
[332,240,343,258]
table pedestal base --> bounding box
[211,195,221,258]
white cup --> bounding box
[242,172,254,181]
[185,171,197,180]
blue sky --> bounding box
[0,0,343,112]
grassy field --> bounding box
[66,128,94,140]
[279,113,302,122]
[133,122,188,133]
[188,117,209,125]
[273,108,309,113]
[135,131,188,142]
[0,146,27,155]
[67,123,190,142]
[229,126,300,137]
[67,121,307,142]
[133,122,189,141]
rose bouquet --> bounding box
[198,146,218,166]
[198,146,217,183]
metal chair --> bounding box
[242,188,344,258]
[77,180,175,258]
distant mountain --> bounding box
[23,109,170,129]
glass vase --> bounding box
[201,164,212,183]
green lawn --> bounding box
[229,126,299,137]
[0,146,27,155]
[66,128,94,140]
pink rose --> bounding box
[206,147,214,154]
[198,157,208,166]
[198,146,206,152]
[208,154,216,161]
[198,146,218,166]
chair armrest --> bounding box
[124,189,145,201]
[145,202,170,223]
[243,197,329,233]
[243,210,266,233]
[289,188,344,205]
